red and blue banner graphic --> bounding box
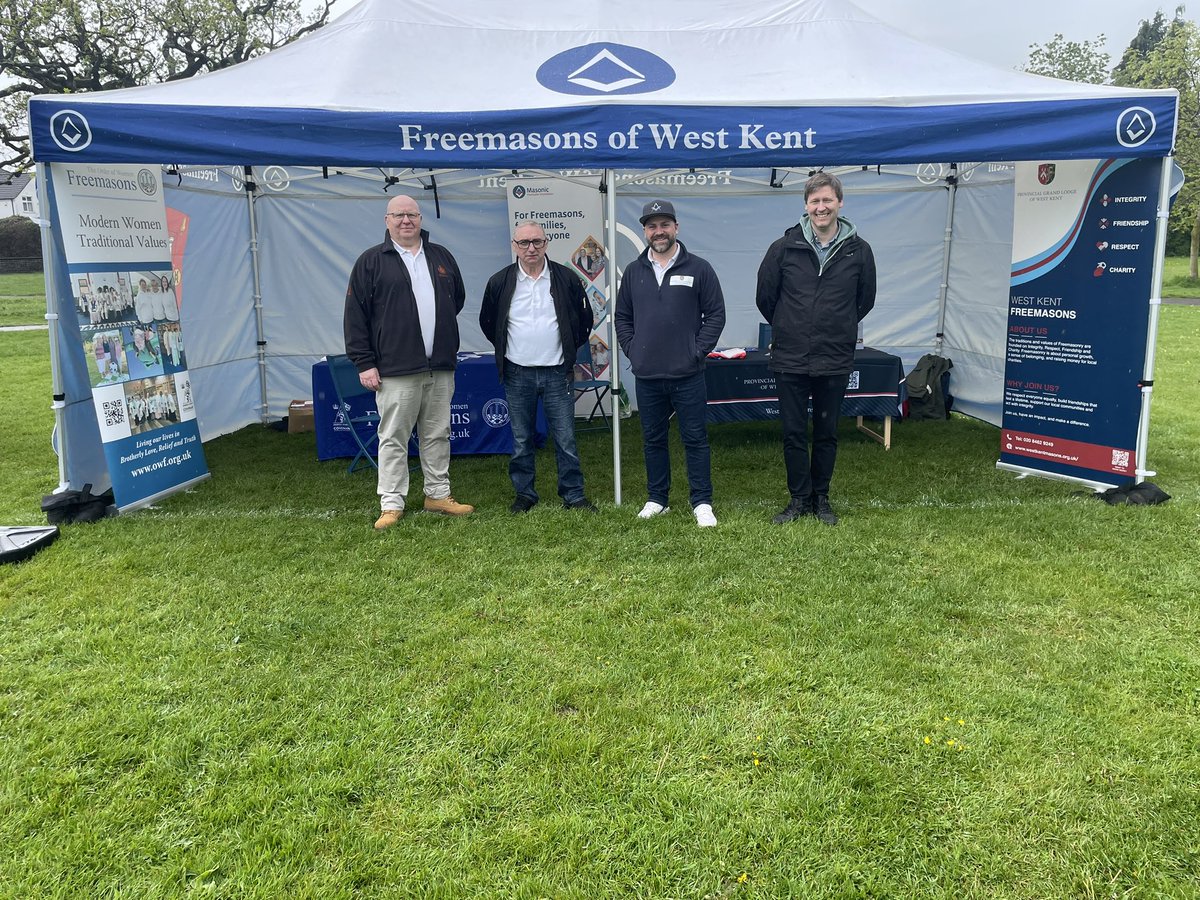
[49,163,210,511]
[1000,158,1159,487]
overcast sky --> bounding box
[851,0,1193,71]
[312,0,1191,73]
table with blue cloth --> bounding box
[703,347,906,449]
[312,352,545,461]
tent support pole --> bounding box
[244,169,269,424]
[37,162,70,492]
[933,165,958,355]
[603,168,622,506]
[1134,154,1174,484]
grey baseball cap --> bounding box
[639,199,677,225]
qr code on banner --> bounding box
[848,370,860,390]
[102,399,125,427]
[1112,448,1130,470]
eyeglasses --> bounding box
[387,212,421,221]
[513,238,548,249]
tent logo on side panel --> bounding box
[49,110,93,153]
[1116,107,1156,148]
[536,43,675,96]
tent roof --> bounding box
[29,0,1178,167]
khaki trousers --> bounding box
[376,370,454,511]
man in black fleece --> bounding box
[756,172,877,526]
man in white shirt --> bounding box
[480,222,596,513]
[344,195,474,529]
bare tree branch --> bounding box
[0,0,331,171]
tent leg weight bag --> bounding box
[41,483,115,525]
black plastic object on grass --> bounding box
[0,525,60,564]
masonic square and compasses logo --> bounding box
[536,43,675,96]
[49,110,93,153]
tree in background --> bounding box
[1113,10,1200,278]
[0,214,42,272]
[1022,34,1110,84]
[1111,10,1172,84]
[0,0,333,172]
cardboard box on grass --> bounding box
[288,400,315,433]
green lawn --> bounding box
[1,302,1198,896]
[1162,254,1200,298]
[0,271,47,327]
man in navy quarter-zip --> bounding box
[615,199,726,528]
[756,173,877,526]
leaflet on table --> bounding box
[49,162,209,511]
[999,157,1158,487]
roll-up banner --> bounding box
[1000,158,1159,488]
[505,177,610,416]
[49,163,210,511]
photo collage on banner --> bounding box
[505,177,610,415]
[1001,157,1160,487]
[50,163,209,511]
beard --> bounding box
[650,234,676,254]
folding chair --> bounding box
[326,354,380,473]
[574,343,611,428]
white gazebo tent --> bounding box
[29,0,1179,500]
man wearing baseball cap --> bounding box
[615,199,726,527]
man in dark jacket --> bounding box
[756,172,877,526]
[344,194,474,530]
[479,222,596,513]
[615,199,726,528]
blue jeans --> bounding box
[777,371,850,502]
[503,361,585,504]
[635,371,712,508]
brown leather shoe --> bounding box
[373,509,404,530]
[424,496,474,516]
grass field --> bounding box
[1,292,1198,896]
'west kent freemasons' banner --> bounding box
[1000,158,1159,487]
[50,162,209,511]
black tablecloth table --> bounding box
[703,347,906,449]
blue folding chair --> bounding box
[326,354,380,473]
[574,343,611,428]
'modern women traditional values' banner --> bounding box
[505,176,610,415]
[1000,157,1160,487]
[49,162,209,511]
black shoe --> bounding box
[814,495,839,526]
[564,497,598,512]
[510,495,538,514]
[771,497,811,525]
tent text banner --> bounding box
[999,158,1159,488]
[48,163,210,511]
[30,98,1176,169]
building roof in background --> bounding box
[0,172,33,202]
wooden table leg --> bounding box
[856,415,892,450]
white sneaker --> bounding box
[637,501,669,519]
[694,503,717,527]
